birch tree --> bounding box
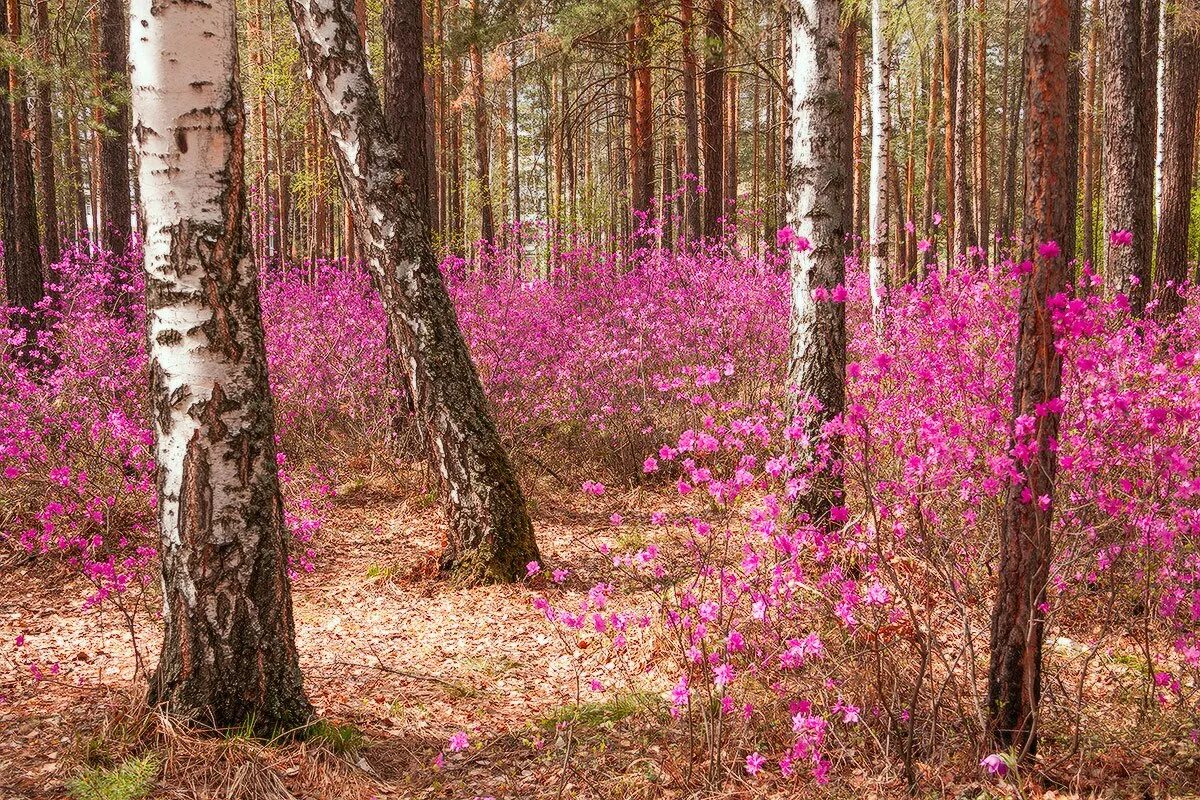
[785,0,847,522]
[131,0,312,730]
[867,0,889,315]
[284,0,540,584]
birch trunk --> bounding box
[131,0,312,731]
[284,0,540,584]
[785,0,847,523]
[867,0,889,315]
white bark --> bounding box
[867,0,889,318]
[785,0,847,519]
[132,0,310,728]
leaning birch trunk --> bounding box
[131,0,312,731]
[867,0,889,317]
[284,0,540,584]
[785,0,847,523]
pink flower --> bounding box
[745,752,766,775]
[980,754,1008,777]
[776,226,811,251]
[1109,229,1133,246]
[932,211,943,226]
[525,561,540,577]
[1038,240,1061,259]
[917,239,932,253]
[448,731,469,752]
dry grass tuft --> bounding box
[63,695,375,800]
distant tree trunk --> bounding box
[702,0,725,237]
[132,0,312,732]
[785,0,847,523]
[32,0,58,265]
[974,0,989,258]
[988,0,1078,759]
[1153,3,1200,317]
[1081,0,1100,269]
[286,0,541,585]
[952,0,974,256]
[383,0,432,225]
[996,0,1012,247]
[840,13,859,240]
[922,39,941,274]
[1002,40,1027,240]
[469,4,494,244]
[69,113,91,241]
[510,42,521,234]
[868,0,889,316]
[1,5,44,355]
[99,0,132,255]
[942,0,957,263]
[630,2,654,234]
[1103,0,1155,314]
[681,0,702,239]
[723,0,738,222]
[852,48,865,238]
[4,0,43,344]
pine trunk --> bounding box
[681,0,702,240]
[988,0,1077,758]
[1152,6,1200,316]
[99,0,132,255]
[33,0,58,265]
[1103,0,1155,314]
[702,0,725,238]
[3,0,44,348]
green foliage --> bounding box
[67,754,160,800]
[539,692,662,731]
[304,719,368,755]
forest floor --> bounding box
[0,474,729,800]
[2,472,1197,800]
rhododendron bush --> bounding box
[4,236,1200,785]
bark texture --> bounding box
[2,0,44,356]
[680,0,702,240]
[285,0,540,584]
[383,0,432,226]
[784,0,847,523]
[33,0,58,265]
[702,0,726,237]
[131,0,312,732]
[988,0,1077,758]
[629,3,654,231]
[1153,4,1200,316]
[1103,0,1155,313]
[100,0,133,255]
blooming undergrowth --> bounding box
[4,230,1200,790]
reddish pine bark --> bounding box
[988,0,1078,758]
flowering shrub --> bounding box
[6,231,1200,788]
[527,253,1200,787]
[0,243,331,607]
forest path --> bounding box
[0,481,672,799]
